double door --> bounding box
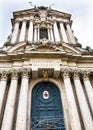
[31,82,65,130]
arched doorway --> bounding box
[31,82,65,130]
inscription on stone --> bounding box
[30,59,61,69]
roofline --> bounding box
[12,6,71,18]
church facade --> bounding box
[0,6,93,130]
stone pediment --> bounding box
[13,6,71,20]
[6,39,81,55]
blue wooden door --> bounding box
[31,82,65,130]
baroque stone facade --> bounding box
[0,6,93,130]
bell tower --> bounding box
[10,6,76,44]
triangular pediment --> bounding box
[13,6,71,19]
[6,40,82,56]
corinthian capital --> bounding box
[82,70,90,80]
[0,71,8,80]
[73,69,80,80]
[11,69,18,79]
[62,68,70,78]
[22,68,30,78]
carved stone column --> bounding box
[0,71,7,115]
[53,21,60,41]
[73,70,93,130]
[83,71,93,114]
[66,23,76,44]
[37,28,40,41]
[19,20,27,42]
[1,70,18,130]
[60,22,68,43]
[11,21,20,44]
[48,28,51,41]
[34,28,37,42]
[15,68,29,130]
[28,19,33,42]
[62,69,81,130]
[50,28,54,42]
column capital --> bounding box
[73,70,80,79]
[0,71,8,80]
[15,20,20,24]
[11,69,18,80]
[73,69,80,80]
[29,18,33,21]
[62,68,70,78]
[22,17,29,21]
[22,19,27,22]
[21,68,31,78]
[82,70,90,81]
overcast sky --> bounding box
[0,0,93,48]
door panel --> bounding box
[31,82,65,130]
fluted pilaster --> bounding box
[73,70,93,130]
[60,22,68,43]
[15,68,29,130]
[11,21,20,44]
[62,69,82,130]
[82,71,93,114]
[28,19,33,42]
[1,70,18,130]
[19,20,27,42]
[53,21,60,42]
[66,23,76,44]
[0,71,7,115]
